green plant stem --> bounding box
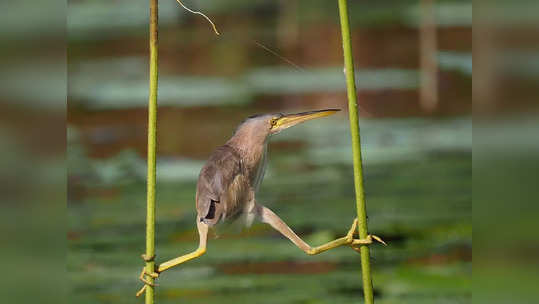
[337,0,374,303]
[145,0,159,303]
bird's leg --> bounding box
[256,204,312,252]
[136,219,209,297]
[158,219,209,273]
[256,204,385,255]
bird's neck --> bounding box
[226,132,268,179]
[227,138,267,166]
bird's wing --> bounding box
[196,145,245,225]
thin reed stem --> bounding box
[145,0,159,303]
[336,0,375,303]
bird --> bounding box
[137,109,385,296]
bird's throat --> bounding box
[226,137,268,188]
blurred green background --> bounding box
[67,0,471,303]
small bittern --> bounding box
[137,109,385,296]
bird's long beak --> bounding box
[271,109,340,133]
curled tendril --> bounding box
[176,0,220,35]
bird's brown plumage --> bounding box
[196,144,252,226]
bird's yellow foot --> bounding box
[343,218,387,249]
[140,266,160,284]
[136,266,160,297]
[350,234,387,252]
[136,254,160,297]
[345,218,359,242]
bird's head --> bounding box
[267,109,341,135]
[232,109,341,145]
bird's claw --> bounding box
[346,218,359,241]
[344,218,387,249]
[136,254,160,297]
[136,266,160,297]
[349,234,387,252]
[141,268,160,281]
[141,253,156,262]
[371,235,387,246]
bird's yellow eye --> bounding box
[270,118,278,127]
